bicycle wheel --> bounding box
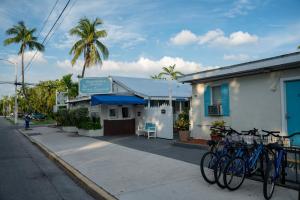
[223,157,246,191]
[214,154,230,188]
[263,161,276,200]
[200,152,218,184]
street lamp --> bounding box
[0,58,18,124]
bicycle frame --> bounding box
[272,149,286,180]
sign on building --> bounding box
[79,77,112,95]
[54,91,68,112]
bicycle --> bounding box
[223,130,274,191]
[214,128,258,189]
[200,126,235,184]
[263,131,300,200]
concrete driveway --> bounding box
[95,135,205,165]
[21,127,298,200]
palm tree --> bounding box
[159,64,184,80]
[69,17,109,78]
[4,21,44,97]
[150,74,165,80]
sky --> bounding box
[0,0,300,97]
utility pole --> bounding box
[0,58,18,124]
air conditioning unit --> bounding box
[208,105,222,116]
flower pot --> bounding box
[211,135,222,141]
[179,130,190,142]
[62,126,78,133]
[78,129,103,137]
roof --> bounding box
[111,76,192,99]
[179,51,300,83]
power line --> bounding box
[44,0,78,46]
[21,0,72,77]
[37,0,60,39]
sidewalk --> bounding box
[20,126,298,200]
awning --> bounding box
[91,95,146,106]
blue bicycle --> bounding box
[200,127,237,184]
[263,131,300,200]
[223,130,274,191]
[214,128,258,189]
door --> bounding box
[104,119,135,136]
[285,80,300,146]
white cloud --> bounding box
[198,29,224,44]
[225,0,255,18]
[171,29,258,46]
[223,54,251,61]
[57,56,203,77]
[170,30,198,45]
[213,31,258,46]
[7,51,47,65]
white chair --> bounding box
[145,122,157,139]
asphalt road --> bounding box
[0,117,95,200]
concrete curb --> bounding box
[18,129,118,200]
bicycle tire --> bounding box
[263,161,276,200]
[200,151,218,184]
[214,154,231,188]
[223,157,246,191]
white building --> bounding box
[68,76,191,139]
[179,52,300,146]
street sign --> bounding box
[79,77,112,95]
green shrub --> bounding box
[78,117,102,130]
[56,107,101,129]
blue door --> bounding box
[286,80,300,146]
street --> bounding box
[0,117,95,200]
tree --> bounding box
[60,74,78,98]
[150,74,165,80]
[158,64,184,80]
[69,17,109,78]
[4,21,45,98]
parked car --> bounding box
[30,112,46,120]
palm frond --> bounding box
[93,18,103,26]
[3,37,18,46]
[27,40,45,51]
[95,40,109,59]
[95,30,107,38]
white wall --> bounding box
[190,68,300,139]
[138,105,173,139]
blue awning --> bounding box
[91,95,146,105]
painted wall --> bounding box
[190,68,300,139]
[137,104,173,139]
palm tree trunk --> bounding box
[21,47,25,97]
[81,61,87,78]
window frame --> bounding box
[121,107,130,119]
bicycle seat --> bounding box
[207,140,217,146]
[267,143,283,151]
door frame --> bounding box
[280,76,300,136]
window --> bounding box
[122,107,129,118]
[109,109,117,118]
[211,85,222,105]
[204,83,230,117]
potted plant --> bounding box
[55,108,78,133]
[210,120,226,141]
[175,111,190,142]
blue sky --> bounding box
[0,0,300,97]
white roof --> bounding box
[111,76,191,99]
[179,52,300,83]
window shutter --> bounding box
[204,85,211,116]
[221,83,230,116]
